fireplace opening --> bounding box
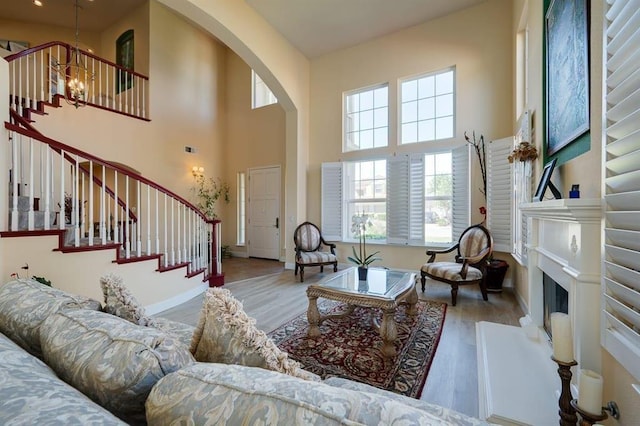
[543,273,569,338]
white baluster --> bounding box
[113,171,119,244]
[155,188,160,255]
[146,185,151,254]
[125,175,130,258]
[136,180,141,257]
[43,145,51,230]
[163,193,168,267]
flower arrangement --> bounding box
[465,131,487,200]
[191,176,230,219]
[347,211,381,268]
[507,142,538,163]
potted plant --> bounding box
[191,176,230,219]
[347,211,381,280]
[485,256,509,293]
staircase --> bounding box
[1,43,223,310]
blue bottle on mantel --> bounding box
[569,184,580,199]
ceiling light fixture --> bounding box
[52,0,94,108]
[34,0,43,6]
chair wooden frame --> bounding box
[420,224,493,306]
[294,222,337,282]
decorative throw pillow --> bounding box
[100,273,158,327]
[190,288,319,381]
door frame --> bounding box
[247,165,281,260]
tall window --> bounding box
[236,172,246,245]
[252,70,277,109]
[116,29,134,94]
[424,153,452,243]
[321,145,468,246]
[344,85,388,152]
[400,68,455,144]
[345,160,387,240]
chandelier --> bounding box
[54,0,94,108]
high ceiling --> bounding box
[1,0,486,58]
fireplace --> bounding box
[476,198,602,424]
[543,272,568,338]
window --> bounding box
[236,172,246,245]
[345,160,387,240]
[321,145,469,246]
[116,29,134,94]
[424,153,453,243]
[344,85,388,152]
[400,68,455,144]
[252,70,277,108]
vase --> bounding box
[357,266,368,281]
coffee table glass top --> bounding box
[316,267,412,298]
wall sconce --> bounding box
[192,166,204,177]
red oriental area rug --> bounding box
[268,299,447,398]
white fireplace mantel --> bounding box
[477,198,603,425]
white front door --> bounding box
[248,166,280,260]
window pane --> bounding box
[418,119,435,142]
[374,87,388,107]
[402,80,418,102]
[360,129,374,149]
[360,91,374,110]
[436,94,453,117]
[418,76,435,98]
[402,122,417,144]
[435,153,452,174]
[346,93,359,113]
[418,98,435,121]
[435,70,454,95]
[347,202,386,240]
[360,110,373,130]
[374,127,388,147]
[374,106,388,128]
[425,199,452,243]
[435,116,454,139]
[402,101,417,123]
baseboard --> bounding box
[230,251,248,258]
[514,285,528,316]
[145,283,208,315]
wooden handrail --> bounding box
[5,41,149,80]
[5,119,206,222]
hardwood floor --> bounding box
[156,257,524,419]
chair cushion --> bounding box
[297,251,337,264]
[459,227,489,257]
[0,278,102,358]
[296,223,321,251]
[40,309,195,425]
[190,288,319,381]
[100,273,158,327]
[421,262,483,281]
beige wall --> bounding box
[308,0,514,270]
[0,19,101,54]
[100,1,150,76]
[223,50,286,256]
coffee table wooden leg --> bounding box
[379,308,397,358]
[307,295,321,337]
[406,286,418,317]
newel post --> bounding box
[208,219,224,287]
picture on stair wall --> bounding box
[47,54,61,96]
[0,40,29,54]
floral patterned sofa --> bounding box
[0,278,491,425]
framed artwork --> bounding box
[47,54,61,96]
[116,30,134,94]
[0,40,29,54]
[544,0,590,156]
[534,158,561,201]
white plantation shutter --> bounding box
[387,155,425,245]
[452,144,470,241]
[602,0,640,381]
[321,162,343,241]
[387,157,410,244]
[408,154,425,244]
[486,137,513,252]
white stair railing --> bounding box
[6,42,149,121]
[4,114,220,282]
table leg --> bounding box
[406,286,418,317]
[307,295,321,337]
[379,307,398,357]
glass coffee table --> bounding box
[306,267,417,357]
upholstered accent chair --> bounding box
[294,222,337,282]
[420,224,493,306]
